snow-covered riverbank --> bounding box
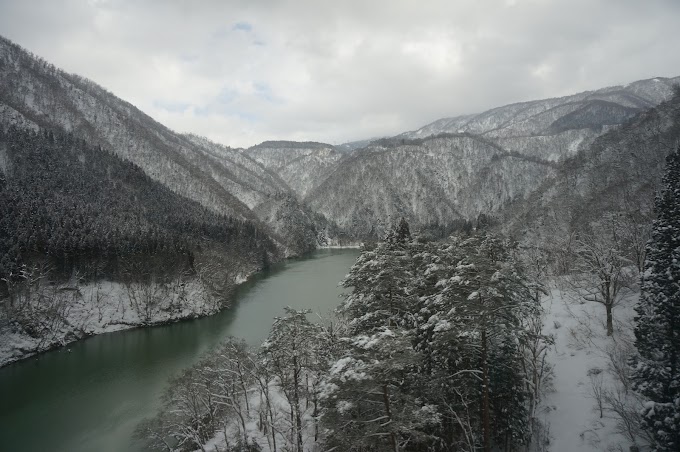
[318,244,362,249]
[0,247,358,369]
[0,272,255,368]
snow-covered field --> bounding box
[539,282,643,452]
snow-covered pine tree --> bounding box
[420,234,538,452]
[324,223,441,451]
[319,326,434,452]
[489,334,530,449]
[394,217,412,243]
[631,146,680,451]
[338,225,418,335]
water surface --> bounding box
[0,249,359,452]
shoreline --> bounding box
[317,244,362,249]
[0,267,261,369]
[0,246,361,369]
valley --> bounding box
[1,28,680,452]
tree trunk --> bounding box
[481,328,492,452]
[606,302,614,336]
[236,407,248,443]
[267,392,277,452]
[293,356,303,452]
[238,364,250,411]
[382,383,399,452]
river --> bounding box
[0,249,359,452]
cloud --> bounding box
[0,0,679,147]
[232,21,253,32]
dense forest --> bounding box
[0,126,277,285]
[0,126,282,351]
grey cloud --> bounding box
[0,0,679,147]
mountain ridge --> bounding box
[2,33,679,245]
[0,34,334,255]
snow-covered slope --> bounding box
[403,77,680,141]
[538,283,643,452]
[398,77,679,164]
[305,134,557,238]
[182,134,291,209]
[246,141,345,198]
[337,137,381,152]
[499,91,680,245]
[300,78,679,239]
[0,36,326,254]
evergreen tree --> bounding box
[394,217,411,243]
[417,234,538,451]
[320,326,435,452]
[339,228,418,335]
[631,147,680,451]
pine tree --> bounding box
[394,217,411,243]
[418,234,538,452]
[631,147,680,451]
[339,227,418,335]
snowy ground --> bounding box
[539,282,643,452]
[200,382,324,452]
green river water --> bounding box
[0,249,359,452]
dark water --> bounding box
[0,249,359,452]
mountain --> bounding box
[499,87,680,247]
[0,126,278,280]
[305,134,557,238]
[337,138,380,152]
[400,77,680,164]
[2,34,678,248]
[403,77,679,139]
[0,36,324,254]
[245,141,344,198]
[301,77,680,238]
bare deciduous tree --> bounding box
[567,219,636,336]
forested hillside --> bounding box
[0,126,280,366]
[246,141,344,198]
[305,134,557,238]
[500,87,680,249]
[0,127,277,282]
[0,35,328,254]
[298,79,680,240]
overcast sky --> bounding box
[1,0,679,148]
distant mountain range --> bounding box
[1,32,679,264]
[401,77,676,141]
[257,75,679,239]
